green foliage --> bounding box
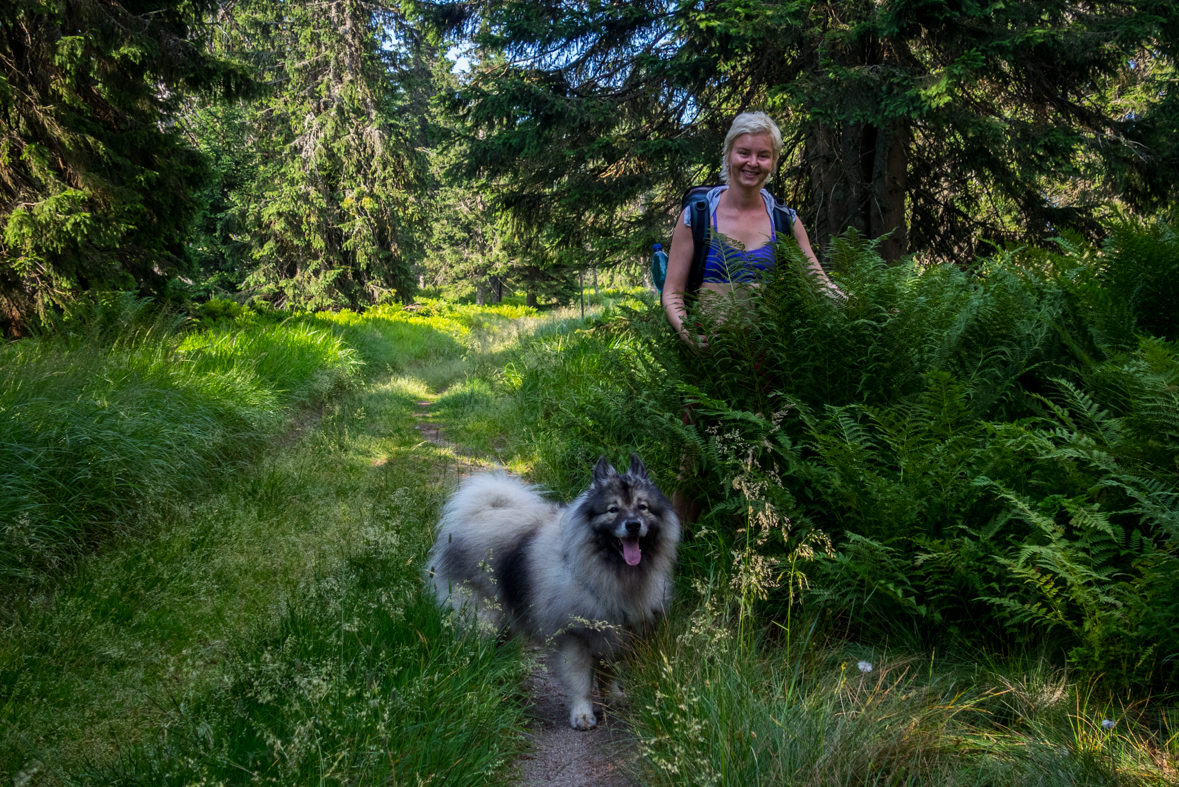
[186,0,431,309]
[0,0,249,333]
[503,221,1179,692]
[686,226,1179,691]
[0,295,361,582]
[429,0,1179,264]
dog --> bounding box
[426,454,680,729]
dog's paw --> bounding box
[569,701,598,730]
[603,680,626,704]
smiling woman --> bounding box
[660,112,842,345]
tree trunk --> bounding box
[871,123,908,263]
[842,120,873,237]
[807,119,909,263]
[476,280,486,306]
[491,275,503,303]
[807,122,844,256]
[526,291,537,308]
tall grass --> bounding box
[74,482,528,786]
[500,296,684,497]
[628,591,1177,786]
[2,297,541,784]
[0,295,508,583]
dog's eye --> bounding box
[638,503,648,511]
[608,505,619,514]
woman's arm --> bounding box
[661,212,697,344]
[792,218,845,300]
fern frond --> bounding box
[1049,377,1123,447]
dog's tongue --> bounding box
[622,538,642,566]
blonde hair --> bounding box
[720,112,784,184]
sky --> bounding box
[447,45,472,73]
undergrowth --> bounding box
[499,221,1179,781]
[628,587,1177,786]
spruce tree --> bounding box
[0,0,247,333]
[189,0,431,308]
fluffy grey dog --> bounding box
[426,454,680,730]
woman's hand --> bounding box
[792,218,846,301]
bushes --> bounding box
[507,221,1179,692]
[669,221,1179,691]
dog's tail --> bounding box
[427,472,547,609]
[438,472,546,532]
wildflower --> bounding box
[857,660,873,673]
[1101,718,1116,731]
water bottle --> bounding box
[651,243,669,292]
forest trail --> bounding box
[412,394,640,787]
[518,649,639,786]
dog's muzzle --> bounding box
[614,518,647,566]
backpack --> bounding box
[680,185,797,294]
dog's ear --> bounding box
[628,453,649,480]
[593,455,618,485]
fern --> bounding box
[512,221,1179,691]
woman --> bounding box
[662,112,841,523]
[661,112,842,344]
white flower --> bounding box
[1101,718,1116,731]
[857,660,873,673]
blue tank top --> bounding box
[700,205,777,285]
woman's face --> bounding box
[727,132,775,190]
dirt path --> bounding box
[414,399,641,786]
[518,647,639,786]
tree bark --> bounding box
[526,291,537,308]
[871,123,908,263]
[807,122,844,256]
[807,119,909,263]
[842,120,873,237]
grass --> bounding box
[0,296,536,585]
[625,585,1179,785]
[6,285,1176,785]
[0,299,363,583]
[0,297,561,785]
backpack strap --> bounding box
[772,201,796,237]
[680,185,719,295]
[687,197,709,294]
